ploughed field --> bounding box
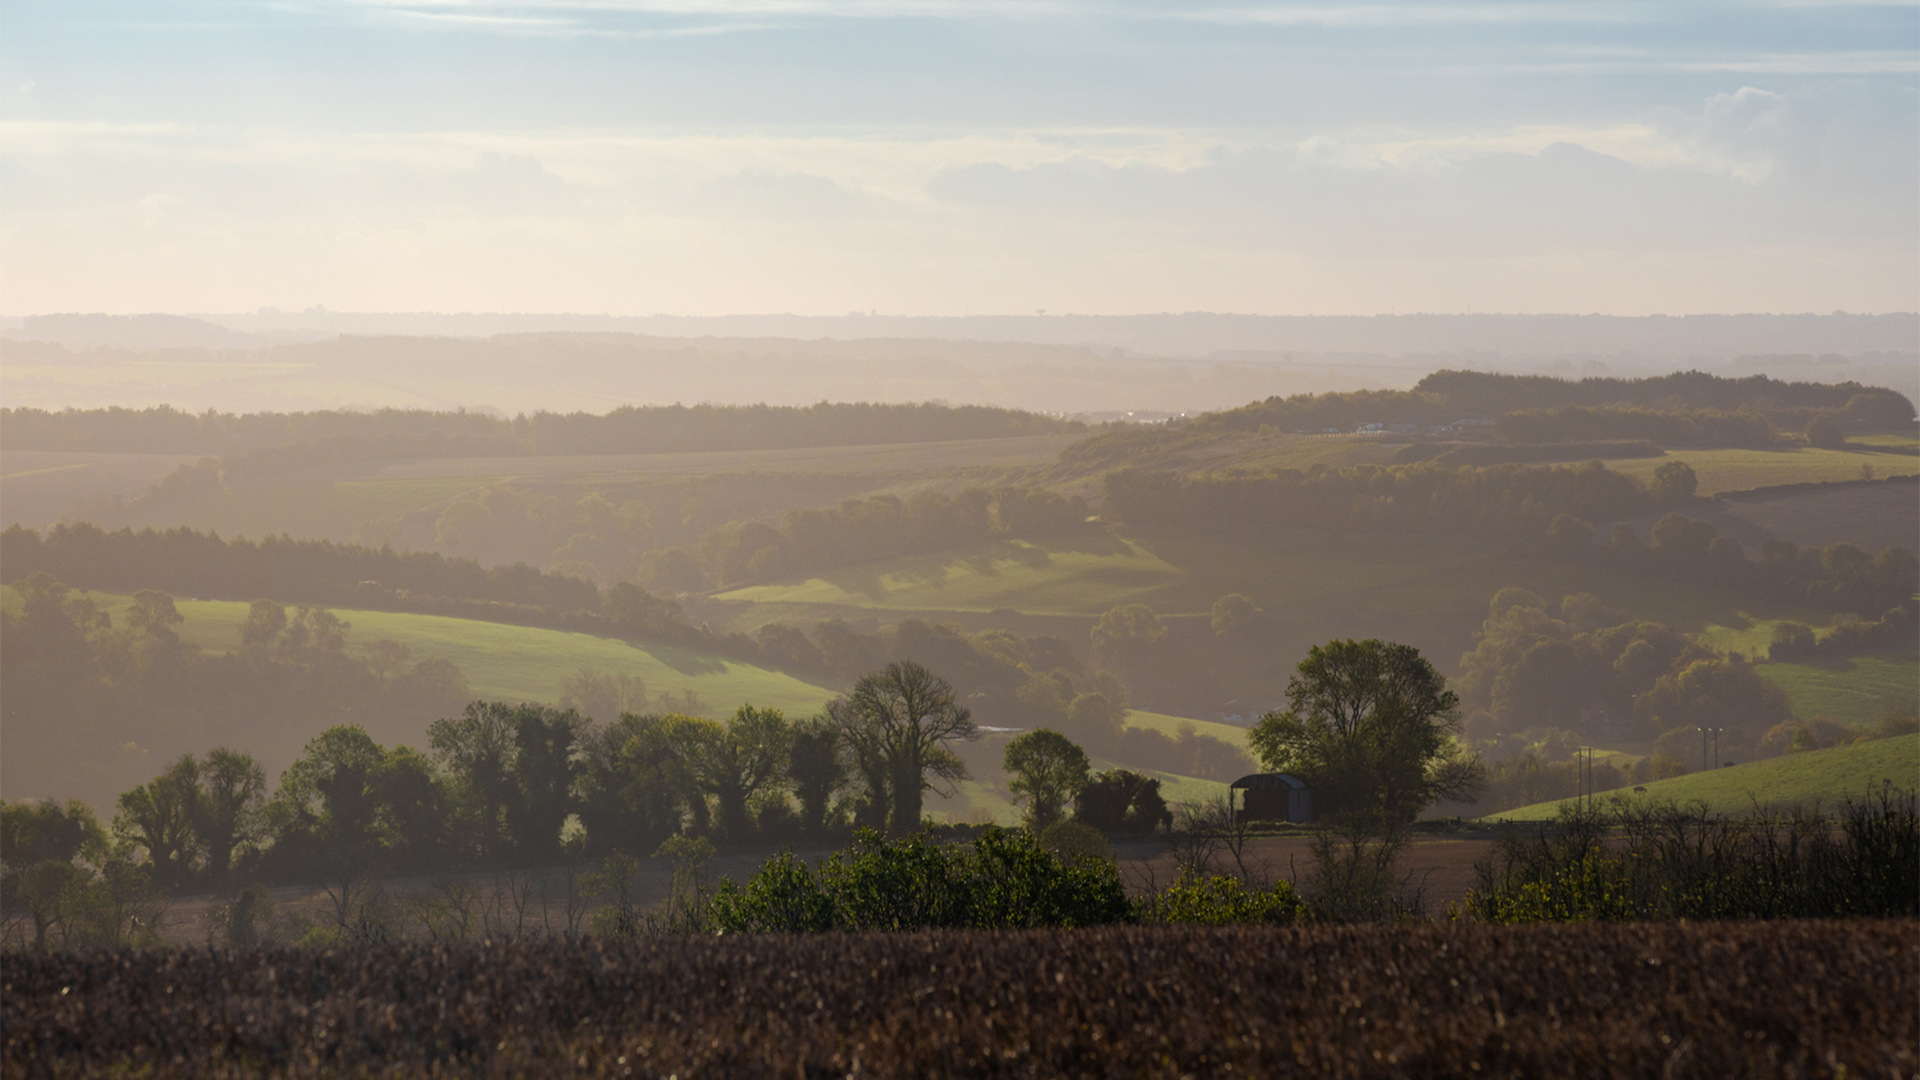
[6,921,1911,1078]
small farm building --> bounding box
[1229,773,1314,824]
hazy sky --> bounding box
[2,1,1916,317]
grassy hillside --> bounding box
[1604,445,1919,495]
[718,537,1189,616]
[75,590,843,718]
[1485,734,1919,820]
[1757,652,1919,728]
[1126,710,1252,750]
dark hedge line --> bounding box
[5,921,1913,1078]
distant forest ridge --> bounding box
[0,401,1083,457]
[10,309,1918,357]
[1200,370,1916,435]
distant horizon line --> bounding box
[7,310,1918,321]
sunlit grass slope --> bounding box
[1485,735,1920,821]
[1604,445,1918,495]
[1757,652,1919,728]
[72,590,840,718]
[1125,710,1251,750]
[717,531,1508,619]
[718,538,1186,615]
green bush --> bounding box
[705,827,1133,933]
[1143,869,1307,926]
[1466,854,1638,924]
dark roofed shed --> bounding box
[1228,773,1314,824]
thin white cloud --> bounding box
[337,0,1686,25]
[1504,50,1920,75]
[1176,2,1657,27]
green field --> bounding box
[1604,445,1919,495]
[70,590,843,718]
[1125,709,1252,750]
[1485,734,1920,820]
[1756,652,1919,727]
[719,537,1189,615]
[718,528,1530,621]
[1694,615,1801,657]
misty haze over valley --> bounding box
[2,1,1917,1069]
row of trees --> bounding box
[2,523,601,612]
[0,401,1079,457]
[5,636,1500,947]
[1194,369,1911,436]
[1538,510,1918,618]
[0,661,1178,931]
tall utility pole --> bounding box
[1696,726,1724,772]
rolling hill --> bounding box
[1484,734,1919,821]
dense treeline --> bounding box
[1,522,602,611]
[0,401,1079,457]
[1102,458,1670,541]
[641,487,1092,591]
[1535,508,1919,617]
[1198,369,1915,436]
[1453,583,1918,774]
[0,661,1181,936]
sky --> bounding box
[1,0,1916,317]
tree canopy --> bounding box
[1248,639,1482,824]
[829,661,978,836]
[1003,730,1091,830]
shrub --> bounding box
[704,827,1134,934]
[1462,786,1919,921]
[1805,414,1847,448]
[1037,820,1113,865]
[1142,868,1307,926]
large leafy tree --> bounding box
[787,717,850,836]
[428,702,519,858]
[1003,729,1090,829]
[1248,639,1482,824]
[577,714,702,856]
[191,748,268,881]
[273,725,388,855]
[830,661,977,836]
[680,705,792,841]
[506,706,585,859]
[113,755,201,889]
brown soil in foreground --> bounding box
[142,832,1499,946]
[10,921,1914,1078]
